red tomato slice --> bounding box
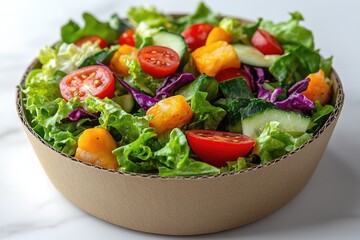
[181,23,214,52]
[118,29,136,47]
[186,130,256,167]
[251,29,284,55]
[74,35,108,49]
[215,67,252,89]
[60,66,115,101]
[138,45,180,78]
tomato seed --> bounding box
[89,72,96,78]
[93,79,102,87]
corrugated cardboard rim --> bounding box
[16,47,345,181]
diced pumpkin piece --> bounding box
[146,95,193,136]
[302,69,331,105]
[206,27,232,45]
[75,128,119,170]
[110,44,137,76]
[191,41,241,77]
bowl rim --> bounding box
[16,45,345,180]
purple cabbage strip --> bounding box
[62,108,100,122]
[244,65,314,113]
[243,65,256,92]
[288,78,311,94]
[155,73,196,100]
[97,61,158,111]
[116,76,158,111]
[274,78,314,112]
[251,67,283,103]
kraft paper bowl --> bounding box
[17,35,344,236]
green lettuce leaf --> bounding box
[176,74,218,101]
[22,70,86,155]
[307,101,334,133]
[220,157,247,172]
[320,56,333,77]
[175,2,220,31]
[219,17,261,44]
[133,22,158,48]
[39,42,101,78]
[127,5,174,28]
[156,128,220,176]
[113,128,158,173]
[83,95,150,145]
[260,12,314,50]
[124,59,163,96]
[269,45,321,88]
[78,48,116,68]
[61,12,118,43]
[113,128,220,176]
[189,91,226,130]
[256,121,312,164]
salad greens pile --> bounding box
[22,2,334,176]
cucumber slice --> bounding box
[240,99,310,137]
[233,44,281,67]
[242,109,310,137]
[112,94,134,113]
[152,30,188,63]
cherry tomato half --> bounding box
[60,66,115,101]
[215,67,252,89]
[186,130,256,167]
[74,35,108,49]
[118,29,136,47]
[181,23,214,52]
[251,29,284,55]
[138,45,180,78]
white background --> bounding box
[1,0,360,239]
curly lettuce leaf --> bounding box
[127,5,174,28]
[189,91,226,130]
[260,12,314,50]
[22,71,85,155]
[133,22,158,48]
[124,59,163,96]
[156,128,220,176]
[256,121,312,164]
[39,42,101,78]
[269,45,321,88]
[83,95,150,145]
[61,12,118,43]
[113,128,158,173]
[220,157,247,173]
[219,17,261,44]
[307,101,334,133]
[113,128,220,176]
[175,2,220,31]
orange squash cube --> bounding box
[191,41,240,76]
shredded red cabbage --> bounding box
[62,108,100,122]
[97,61,158,111]
[244,65,314,113]
[116,76,158,111]
[274,78,314,112]
[155,73,195,100]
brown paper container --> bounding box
[17,50,344,235]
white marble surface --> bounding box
[1,0,360,239]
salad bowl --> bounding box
[17,60,343,235]
[17,9,344,235]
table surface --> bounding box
[1,0,360,239]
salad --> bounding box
[22,3,335,176]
